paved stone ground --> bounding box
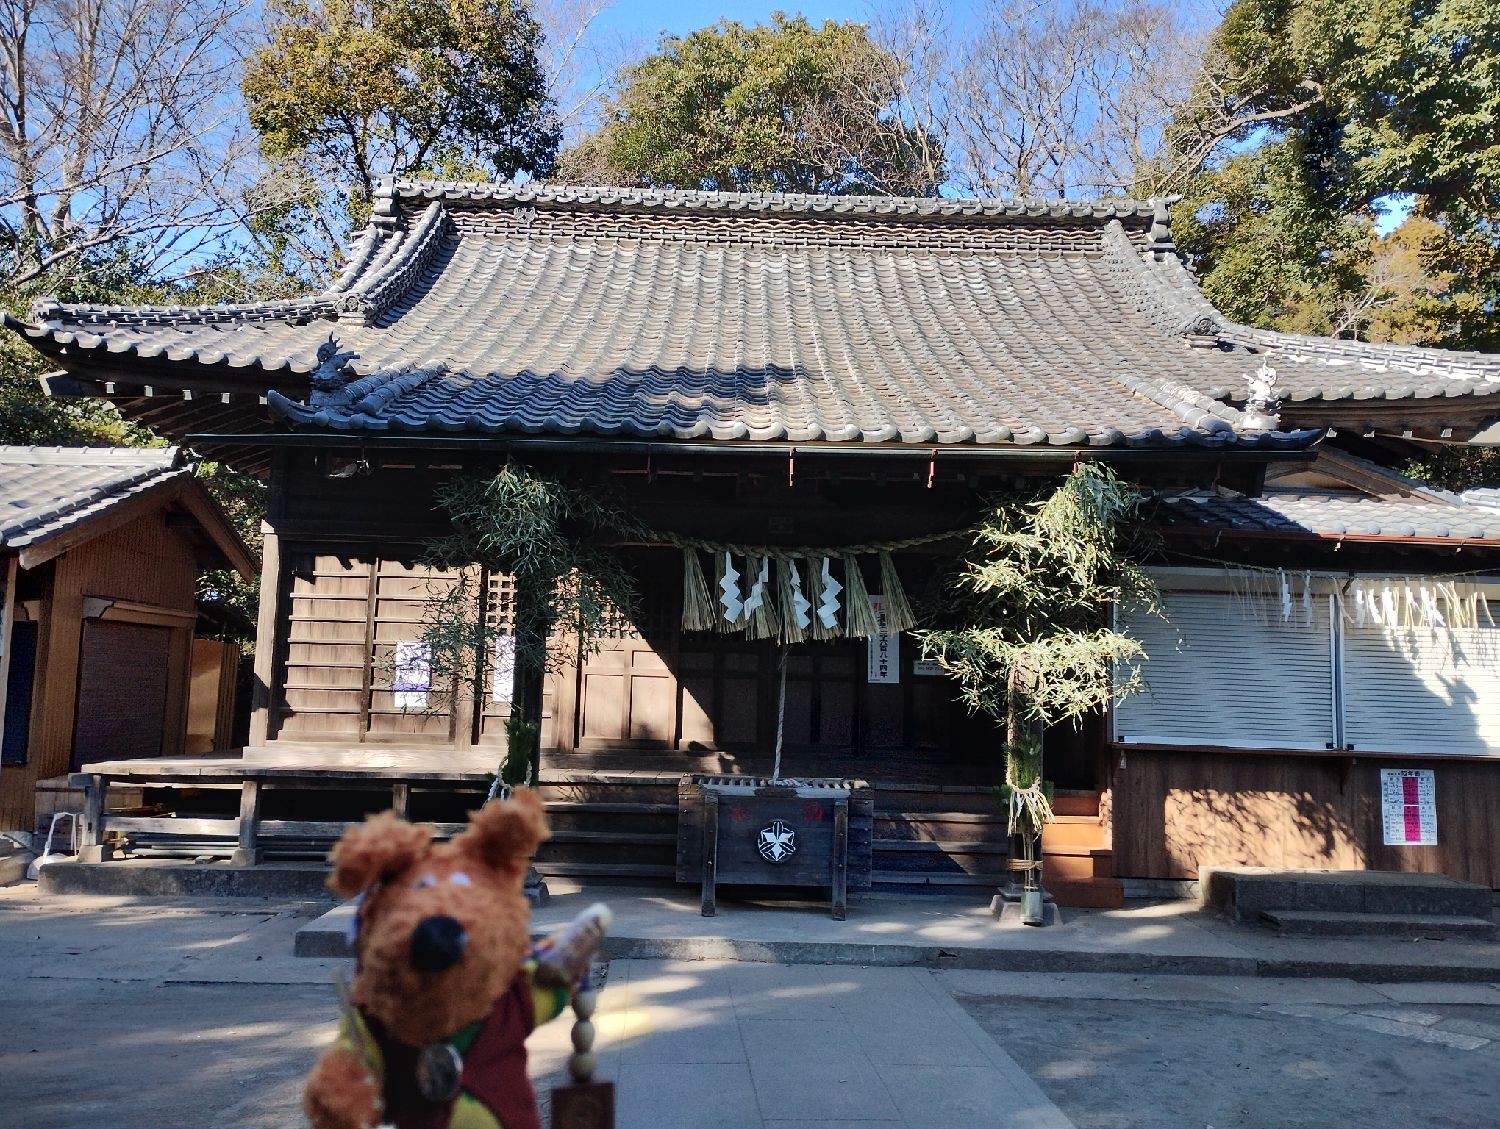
[4,888,1500,1129]
[947,971,1500,1129]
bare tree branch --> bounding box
[0,0,259,292]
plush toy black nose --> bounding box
[410,915,467,972]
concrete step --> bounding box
[38,859,338,899]
[1261,909,1499,939]
[1204,867,1495,925]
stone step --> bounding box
[1261,909,1499,939]
[1204,867,1495,925]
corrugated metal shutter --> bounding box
[73,620,171,764]
[1343,623,1500,755]
[1115,591,1335,750]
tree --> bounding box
[1160,0,1500,352]
[875,0,1202,198]
[555,14,942,196]
[242,0,560,209]
[422,463,640,781]
[917,465,1158,886]
[0,0,258,291]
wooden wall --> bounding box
[1111,746,1500,889]
[0,511,199,830]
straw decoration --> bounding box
[681,549,715,631]
[877,552,915,633]
[841,555,879,639]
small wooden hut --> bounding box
[0,446,256,833]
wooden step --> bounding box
[1040,850,1097,883]
[874,814,1009,844]
[871,870,1001,890]
[1048,877,1125,909]
[1050,791,1101,817]
[544,830,676,845]
[531,861,676,882]
[543,803,678,839]
[875,839,1008,856]
[1040,816,1108,849]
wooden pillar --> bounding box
[392,781,411,820]
[78,774,112,862]
[231,779,263,866]
[832,798,849,921]
[248,523,282,747]
[513,579,553,783]
[700,790,719,917]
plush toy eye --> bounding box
[414,874,439,888]
[449,872,472,886]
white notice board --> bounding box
[1380,768,1437,846]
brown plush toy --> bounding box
[304,789,608,1129]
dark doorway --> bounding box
[2,620,37,765]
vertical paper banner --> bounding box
[1380,768,1437,846]
[491,634,516,704]
[392,641,431,710]
[866,594,900,684]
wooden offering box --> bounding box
[676,775,873,919]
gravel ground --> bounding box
[961,989,1500,1129]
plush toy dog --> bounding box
[304,789,608,1129]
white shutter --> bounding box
[1114,591,1335,750]
[1343,623,1500,755]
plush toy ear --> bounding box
[327,811,433,899]
[455,788,550,878]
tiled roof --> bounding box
[1465,487,1500,511]
[1154,488,1500,543]
[0,446,187,551]
[1110,225,1500,400]
[8,180,1497,450]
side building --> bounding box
[0,446,257,834]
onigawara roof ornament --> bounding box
[1239,357,1282,433]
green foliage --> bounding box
[921,465,1158,728]
[423,461,641,680]
[918,465,1159,832]
[557,14,942,196]
[243,0,560,204]
[501,714,539,787]
[993,735,1054,839]
[1403,447,1500,492]
[1165,0,1500,350]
